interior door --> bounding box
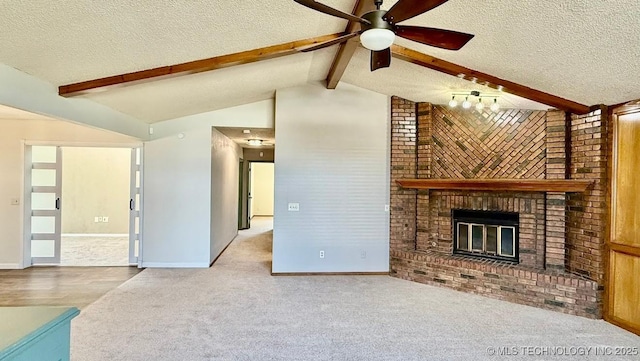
[129,147,143,266]
[27,145,62,265]
[607,107,640,335]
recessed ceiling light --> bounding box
[247,139,263,146]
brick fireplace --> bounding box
[389,97,609,318]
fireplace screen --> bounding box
[453,210,519,262]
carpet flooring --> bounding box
[71,218,639,360]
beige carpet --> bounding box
[61,235,129,266]
[71,218,639,360]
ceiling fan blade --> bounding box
[371,48,391,71]
[396,26,474,50]
[383,0,449,24]
[294,0,370,25]
[299,32,360,52]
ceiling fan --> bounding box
[294,0,474,71]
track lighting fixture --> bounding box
[448,91,501,112]
[462,97,472,109]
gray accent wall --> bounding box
[210,128,242,263]
[272,83,390,273]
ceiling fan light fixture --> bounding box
[360,28,395,51]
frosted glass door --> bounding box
[129,148,142,265]
[29,146,62,264]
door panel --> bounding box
[611,252,640,330]
[608,108,640,335]
[28,146,62,264]
[129,148,142,266]
[614,111,640,248]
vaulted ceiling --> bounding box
[1,0,639,124]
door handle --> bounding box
[55,198,60,210]
[129,199,134,211]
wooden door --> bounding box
[607,107,640,335]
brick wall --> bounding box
[389,98,606,318]
[567,107,609,283]
[390,96,417,251]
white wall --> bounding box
[272,83,390,273]
[0,118,139,269]
[142,127,242,268]
[0,64,149,139]
[142,128,212,267]
[210,128,243,263]
[150,100,274,139]
[250,163,274,216]
[61,147,130,234]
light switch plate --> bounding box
[288,203,300,212]
[10,198,20,205]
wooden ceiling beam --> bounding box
[391,45,591,114]
[59,33,344,97]
[325,0,376,89]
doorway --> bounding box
[59,147,130,266]
[249,162,274,220]
[607,106,640,335]
[24,145,142,268]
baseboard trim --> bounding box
[271,272,390,276]
[62,233,128,237]
[209,236,236,267]
[0,263,22,269]
[141,262,209,268]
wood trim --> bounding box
[326,0,377,89]
[604,315,640,336]
[271,272,389,276]
[609,98,640,110]
[609,243,640,258]
[390,45,592,115]
[59,33,344,97]
[396,179,593,192]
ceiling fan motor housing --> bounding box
[361,10,395,32]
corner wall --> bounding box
[142,127,242,268]
[272,83,390,273]
[389,97,607,318]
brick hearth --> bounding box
[389,97,608,318]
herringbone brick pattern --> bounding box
[431,106,547,179]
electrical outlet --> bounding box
[103,216,109,223]
[288,203,300,212]
[361,251,367,259]
[319,250,325,259]
[94,217,100,223]
[384,205,390,212]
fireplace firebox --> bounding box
[453,209,519,263]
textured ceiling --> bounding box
[1,0,639,123]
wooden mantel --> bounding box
[396,179,593,193]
